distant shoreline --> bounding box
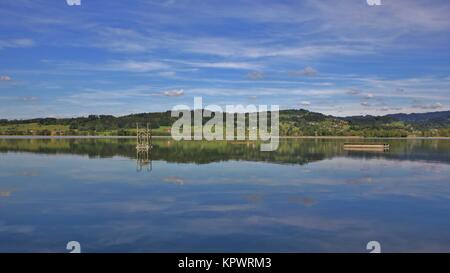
[1,135,450,140]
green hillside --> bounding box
[1,109,449,137]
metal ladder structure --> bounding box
[136,123,153,172]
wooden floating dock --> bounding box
[343,143,389,151]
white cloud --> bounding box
[346,89,360,95]
[310,0,450,35]
[412,102,443,110]
[364,93,374,99]
[0,38,34,49]
[18,96,38,102]
[0,76,12,81]
[289,67,318,77]
[182,38,372,59]
[94,28,155,53]
[183,61,261,70]
[300,101,311,106]
[66,0,81,6]
[99,61,169,73]
[379,106,402,112]
[110,61,169,72]
[162,89,184,97]
[158,71,177,77]
[246,71,265,80]
[43,59,171,73]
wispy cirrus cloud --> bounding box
[411,102,443,110]
[0,75,12,81]
[185,61,261,70]
[92,27,157,53]
[162,89,184,97]
[379,106,402,112]
[106,60,169,72]
[289,67,318,77]
[246,71,265,80]
[346,89,360,95]
[43,58,260,73]
[364,93,374,99]
[44,59,170,73]
[179,37,374,59]
[0,95,39,103]
[19,96,39,102]
[0,38,34,49]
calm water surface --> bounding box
[0,138,449,252]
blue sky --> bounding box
[0,0,449,119]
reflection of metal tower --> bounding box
[136,147,152,172]
[136,123,153,172]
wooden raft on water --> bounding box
[343,143,389,151]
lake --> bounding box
[0,138,449,252]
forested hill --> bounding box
[0,109,449,137]
[386,111,450,124]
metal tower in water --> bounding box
[136,123,153,172]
